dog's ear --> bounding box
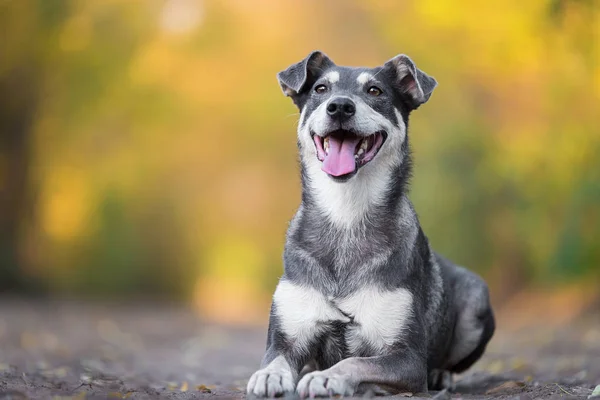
[383,55,437,110]
[277,51,335,99]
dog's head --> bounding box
[278,51,436,182]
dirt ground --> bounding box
[0,299,598,399]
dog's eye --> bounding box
[368,86,383,97]
[314,84,328,94]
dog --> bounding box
[246,51,495,398]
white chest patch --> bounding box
[273,281,350,351]
[273,281,413,355]
[338,287,413,354]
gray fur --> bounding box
[247,51,495,398]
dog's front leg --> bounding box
[296,351,427,398]
[246,348,298,398]
[247,306,313,398]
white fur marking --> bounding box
[325,71,340,84]
[247,355,295,396]
[339,287,413,354]
[274,281,350,350]
[274,281,413,355]
[299,99,407,228]
[356,72,372,85]
[297,368,356,397]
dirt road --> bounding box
[0,300,598,399]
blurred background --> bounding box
[1,0,598,327]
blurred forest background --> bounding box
[0,0,598,326]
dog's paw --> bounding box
[247,366,295,398]
[296,370,355,398]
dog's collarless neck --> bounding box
[300,161,411,230]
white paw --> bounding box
[296,370,355,398]
[247,366,295,398]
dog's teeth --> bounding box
[324,137,330,154]
[357,148,365,156]
[360,139,368,151]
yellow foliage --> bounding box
[59,15,92,52]
[194,236,271,324]
[1,0,598,321]
[194,277,270,325]
[41,168,92,242]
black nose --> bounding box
[326,97,356,121]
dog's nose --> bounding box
[326,97,356,121]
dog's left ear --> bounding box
[383,55,437,110]
[277,51,335,100]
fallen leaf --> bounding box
[51,396,83,400]
[108,393,133,399]
[554,384,574,396]
[589,384,600,399]
[486,360,505,374]
[510,357,533,373]
[42,366,69,378]
[180,381,188,392]
[485,380,526,395]
[196,384,212,393]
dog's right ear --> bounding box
[277,51,335,101]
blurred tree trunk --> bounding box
[0,66,39,293]
[0,1,69,294]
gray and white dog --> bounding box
[247,51,495,398]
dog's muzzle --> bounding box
[313,130,386,179]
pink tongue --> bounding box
[322,136,361,176]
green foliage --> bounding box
[0,0,598,316]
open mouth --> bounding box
[313,130,387,179]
